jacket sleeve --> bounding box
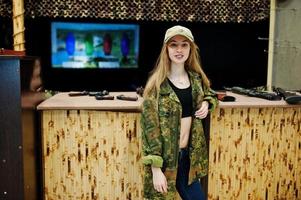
[203,84,219,112]
[141,96,163,168]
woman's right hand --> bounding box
[151,167,168,193]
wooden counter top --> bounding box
[37,92,143,111]
[37,91,300,111]
[219,91,300,108]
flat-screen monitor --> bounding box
[51,22,139,69]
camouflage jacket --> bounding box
[141,70,218,200]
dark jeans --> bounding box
[176,148,206,200]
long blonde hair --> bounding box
[143,40,210,98]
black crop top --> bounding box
[168,79,193,118]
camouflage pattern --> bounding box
[141,70,218,200]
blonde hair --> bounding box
[143,41,210,98]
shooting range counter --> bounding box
[209,91,301,199]
[37,92,144,200]
[37,91,301,200]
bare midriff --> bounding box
[179,116,192,148]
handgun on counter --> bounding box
[116,94,138,101]
[95,95,114,100]
[68,91,89,96]
[274,87,301,104]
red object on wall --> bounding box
[0,48,25,56]
[103,34,112,55]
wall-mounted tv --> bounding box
[51,22,139,69]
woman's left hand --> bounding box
[195,101,209,119]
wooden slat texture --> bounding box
[12,0,25,51]
[40,93,301,199]
[42,110,143,200]
[208,107,301,200]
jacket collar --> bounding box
[187,70,199,80]
[159,70,200,105]
[159,79,180,103]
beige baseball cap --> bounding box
[164,25,194,43]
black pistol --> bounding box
[89,90,109,96]
[95,95,114,100]
[274,87,301,104]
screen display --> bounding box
[51,22,139,69]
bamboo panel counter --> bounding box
[37,92,144,200]
[38,91,301,200]
[208,92,301,200]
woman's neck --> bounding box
[169,63,186,77]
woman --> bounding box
[141,25,218,200]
